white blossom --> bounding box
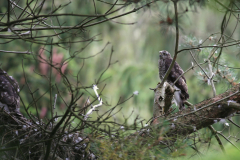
[171,123,175,129]
[225,123,229,127]
[194,106,197,111]
[133,91,139,95]
[120,126,124,129]
[219,119,226,124]
[207,79,211,85]
[78,137,82,141]
[22,125,27,130]
[20,139,24,144]
[76,137,83,143]
[193,126,196,131]
[173,118,177,121]
[90,153,95,159]
[227,100,237,106]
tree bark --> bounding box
[152,83,240,138]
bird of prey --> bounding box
[0,69,20,114]
[158,50,189,110]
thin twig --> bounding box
[0,50,31,54]
[189,50,209,79]
[207,59,216,96]
[84,85,103,120]
[160,0,179,86]
[53,94,57,109]
[217,131,240,151]
[208,125,225,154]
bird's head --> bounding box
[159,50,171,59]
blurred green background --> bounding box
[0,0,240,159]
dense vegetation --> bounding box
[0,0,240,159]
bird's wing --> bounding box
[165,58,189,100]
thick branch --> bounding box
[152,83,240,138]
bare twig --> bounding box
[84,85,103,120]
[160,0,179,86]
[0,50,31,54]
[208,125,225,154]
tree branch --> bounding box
[152,83,240,140]
[160,0,179,87]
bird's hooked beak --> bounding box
[159,51,163,58]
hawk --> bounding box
[158,50,189,110]
[0,69,20,114]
